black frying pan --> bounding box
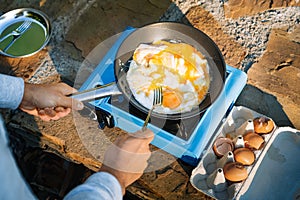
[115,22,225,120]
[72,22,225,120]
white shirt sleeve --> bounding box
[0,74,123,200]
[0,115,37,200]
[0,74,25,109]
[64,172,123,200]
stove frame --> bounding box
[79,28,247,166]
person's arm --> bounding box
[63,172,123,200]
[0,74,25,109]
[0,74,83,121]
[64,129,154,200]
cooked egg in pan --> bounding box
[126,40,210,114]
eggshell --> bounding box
[212,137,234,157]
[243,132,265,150]
[253,116,275,134]
[223,162,248,182]
[233,148,255,166]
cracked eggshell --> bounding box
[223,162,248,182]
[243,132,265,150]
[190,106,280,199]
[253,116,275,134]
[212,137,234,157]
[234,148,255,166]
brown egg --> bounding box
[223,162,248,182]
[253,116,274,134]
[243,132,265,150]
[212,137,234,157]
[234,148,255,166]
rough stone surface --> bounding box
[66,0,171,57]
[1,0,300,199]
[184,6,247,68]
[168,1,300,129]
[0,49,49,81]
[224,0,300,18]
[248,26,300,128]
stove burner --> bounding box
[101,73,229,140]
[109,95,205,140]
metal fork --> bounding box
[1,21,32,52]
[142,87,163,131]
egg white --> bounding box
[126,42,209,114]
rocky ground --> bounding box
[165,0,300,129]
[0,0,299,199]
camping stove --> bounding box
[79,28,247,166]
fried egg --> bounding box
[126,40,210,114]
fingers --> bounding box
[44,107,56,117]
[58,83,84,110]
[20,82,83,121]
[72,99,84,110]
[56,96,84,111]
[103,143,151,173]
[54,106,65,112]
[51,83,84,111]
[56,82,78,95]
[37,107,71,121]
[129,128,155,142]
[55,108,71,118]
[108,130,154,159]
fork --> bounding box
[142,86,163,131]
[1,21,32,52]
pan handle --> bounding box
[69,82,122,102]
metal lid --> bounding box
[0,8,51,58]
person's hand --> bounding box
[100,129,154,195]
[19,82,84,121]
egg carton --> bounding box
[190,106,300,199]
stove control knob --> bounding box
[96,109,115,129]
[98,120,106,129]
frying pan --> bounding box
[72,22,226,120]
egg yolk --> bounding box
[132,40,210,110]
[153,40,205,66]
[162,90,182,109]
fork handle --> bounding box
[3,37,19,52]
[142,106,155,131]
[0,33,13,43]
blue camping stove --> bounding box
[79,28,247,166]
